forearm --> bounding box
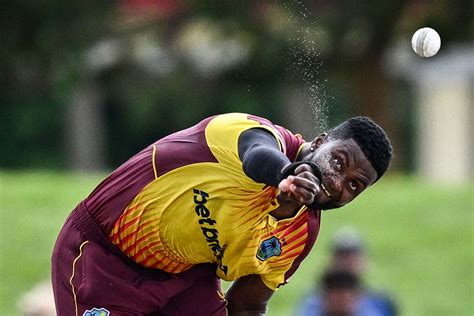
[238,129,320,216]
[241,146,289,186]
[225,275,273,316]
[238,128,290,187]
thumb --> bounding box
[278,176,294,192]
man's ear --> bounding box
[311,133,328,149]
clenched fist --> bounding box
[278,163,321,206]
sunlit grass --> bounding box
[1,172,472,315]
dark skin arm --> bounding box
[238,128,291,187]
[225,275,274,316]
[230,130,320,314]
[238,128,320,204]
[238,128,320,219]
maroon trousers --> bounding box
[51,202,227,315]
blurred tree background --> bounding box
[2,0,472,171]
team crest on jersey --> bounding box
[83,307,110,316]
[256,236,282,261]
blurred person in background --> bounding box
[298,227,397,316]
[329,227,367,275]
[301,269,363,316]
[51,113,392,315]
[18,280,56,316]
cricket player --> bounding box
[52,113,392,315]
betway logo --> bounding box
[193,188,228,275]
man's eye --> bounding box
[349,181,358,191]
[331,158,342,172]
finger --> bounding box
[278,180,290,192]
[294,164,313,175]
[294,171,320,183]
[290,176,319,193]
[289,186,316,204]
[278,176,295,192]
[290,179,323,203]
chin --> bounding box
[321,204,344,211]
[309,199,341,211]
[317,201,345,211]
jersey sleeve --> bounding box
[273,125,305,161]
[238,128,291,186]
[205,113,287,189]
[259,209,322,290]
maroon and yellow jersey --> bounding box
[85,113,321,290]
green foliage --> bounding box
[2,1,472,169]
[1,172,473,315]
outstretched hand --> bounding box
[278,164,321,206]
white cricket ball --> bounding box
[411,27,441,57]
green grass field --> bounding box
[1,171,473,315]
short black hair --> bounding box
[327,116,392,181]
[321,269,360,291]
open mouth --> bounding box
[320,183,332,198]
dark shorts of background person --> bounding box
[51,201,227,316]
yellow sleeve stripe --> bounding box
[152,144,158,179]
[295,142,305,159]
[69,240,89,316]
[260,274,278,291]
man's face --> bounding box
[332,251,365,275]
[307,136,378,210]
[323,287,360,316]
